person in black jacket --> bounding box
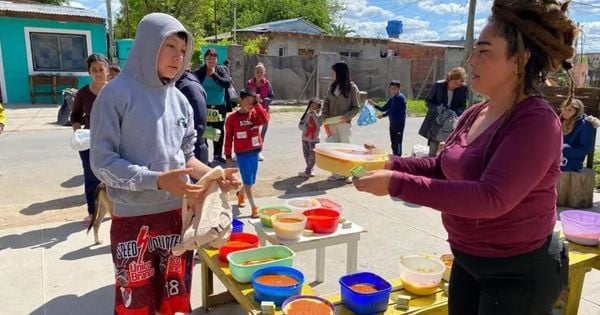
[176,65,209,164]
[418,66,468,156]
[194,48,232,164]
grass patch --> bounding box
[270,107,306,113]
[269,99,428,117]
[373,99,427,117]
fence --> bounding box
[238,53,448,103]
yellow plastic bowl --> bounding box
[315,143,387,177]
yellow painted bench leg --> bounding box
[201,259,213,312]
[565,266,589,315]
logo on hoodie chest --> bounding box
[177,117,188,128]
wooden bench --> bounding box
[198,238,599,315]
[29,75,78,104]
[198,247,318,314]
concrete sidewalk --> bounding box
[0,104,304,133]
[0,187,599,315]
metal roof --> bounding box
[238,17,325,35]
[0,1,103,20]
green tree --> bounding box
[113,0,343,44]
[242,35,269,54]
[114,0,209,41]
[329,23,354,36]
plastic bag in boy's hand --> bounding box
[70,129,90,151]
[357,102,378,126]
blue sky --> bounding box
[70,0,600,52]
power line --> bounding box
[571,1,600,9]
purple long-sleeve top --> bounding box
[389,97,562,257]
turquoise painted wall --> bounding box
[0,16,106,104]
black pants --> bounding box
[389,125,404,156]
[449,234,568,315]
[194,140,209,165]
[78,149,101,216]
[207,105,227,158]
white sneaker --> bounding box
[344,176,353,184]
[327,174,342,181]
[258,153,265,161]
[298,171,310,178]
[308,170,315,177]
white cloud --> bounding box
[338,0,439,40]
[73,0,121,18]
[417,0,467,15]
[445,18,487,40]
[581,21,600,53]
[67,1,85,9]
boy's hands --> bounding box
[158,168,204,198]
[218,168,242,192]
[377,114,384,119]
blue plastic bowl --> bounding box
[232,219,244,234]
[339,272,392,315]
[251,266,304,306]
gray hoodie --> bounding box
[90,13,195,217]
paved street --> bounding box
[0,105,598,314]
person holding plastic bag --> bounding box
[70,53,109,223]
[418,67,468,156]
[321,61,360,183]
[368,80,407,156]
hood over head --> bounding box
[123,13,194,88]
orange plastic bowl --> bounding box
[302,208,340,234]
[218,233,260,262]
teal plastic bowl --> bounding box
[227,245,295,283]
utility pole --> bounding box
[463,0,476,66]
[214,0,218,41]
[106,0,115,62]
[464,0,477,105]
[233,0,237,44]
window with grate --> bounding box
[30,32,88,72]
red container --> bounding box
[316,198,343,213]
[219,233,260,262]
[302,208,340,234]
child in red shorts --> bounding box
[90,13,240,314]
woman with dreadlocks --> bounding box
[353,1,578,313]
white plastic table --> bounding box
[249,219,366,282]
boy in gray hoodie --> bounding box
[90,13,240,314]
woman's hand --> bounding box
[218,168,242,192]
[352,169,394,196]
[157,168,204,198]
[72,122,81,132]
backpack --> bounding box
[431,106,458,142]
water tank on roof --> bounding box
[386,20,403,38]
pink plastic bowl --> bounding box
[559,210,600,246]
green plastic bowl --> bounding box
[257,205,292,227]
[227,245,295,283]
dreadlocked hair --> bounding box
[480,0,578,170]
